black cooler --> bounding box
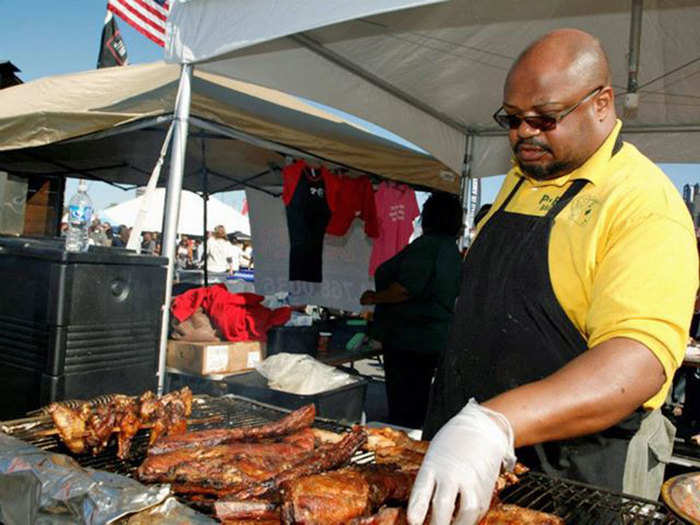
[0,237,167,419]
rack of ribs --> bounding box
[170,428,367,500]
[137,429,317,483]
[47,387,192,459]
[148,403,315,455]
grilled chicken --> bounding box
[47,387,192,459]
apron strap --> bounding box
[498,178,525,212]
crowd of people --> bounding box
[59,217,253,273]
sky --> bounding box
[1,2,698,214]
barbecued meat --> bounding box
[478,504,565,524]
[349,507,407,525]
[138,429,317,483]
[363,427,429,455]
[281,468,370,524]
[146,387,192,445]
[237,429,367,500]
[47,403,91,454]
[280,465,414,525]
[169,429,366,499]
[47,387,192,459]
[360,427,429,472]
[148,404,315,455]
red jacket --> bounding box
[171,284,291,342]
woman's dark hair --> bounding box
[421,192,463,237]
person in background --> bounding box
[207,225,241,282]
[360,192,462,429]
[239,241,253,269]
[176,235,191,269]
[112,225,129,248]
[141,231,156,255]
[102,223,113,247]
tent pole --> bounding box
[459,134,475,251]
[157,63,193,395]
[203,140,209,288]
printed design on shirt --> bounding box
[388,204,406,222]
[309,187,325,198]
[538,194,559,212]
[569,195,599,226]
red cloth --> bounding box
[171,284,291,342]
[281,159,339,210]
[326,175,379,238]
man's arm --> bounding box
[360,282,410,305]
[483,337,665,447]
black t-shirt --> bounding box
[285,167,331,282]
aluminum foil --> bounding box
[0,433,214,525]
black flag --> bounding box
[97,11,128,68]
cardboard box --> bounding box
[167,340,266,376]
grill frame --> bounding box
[0,394,684,524]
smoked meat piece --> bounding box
[148,404,315,455]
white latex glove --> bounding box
[407,399,516,525]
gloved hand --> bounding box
[407,399,516,525]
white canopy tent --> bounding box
[158,0,700,393]
[166,0,700,178]
[102,188,250,237]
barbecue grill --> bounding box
[0,394,684,524]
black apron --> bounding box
[424,148,643,492]
[285,167,331,283]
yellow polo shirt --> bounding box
[477,120,698,409]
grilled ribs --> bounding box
[167,429,365,499]
[138,429,316,483]
[148,403,315,455]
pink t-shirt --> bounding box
[369,182,420,276]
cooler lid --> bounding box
[0,236,168,266]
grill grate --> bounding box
[1,394,353,478]
[498,471,683,524]
[0,394,684,524]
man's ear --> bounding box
[595,86,615,120]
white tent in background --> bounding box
[102,188,250,236]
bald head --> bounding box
[506,29,610,98]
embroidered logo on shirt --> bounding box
[538,194,559,212]
[309,187,325,198]
[569,196,599,225]
[388,204,406,222]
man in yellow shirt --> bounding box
[408,29,698,525]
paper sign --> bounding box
[205,345,229,372]
[247,350,261,368]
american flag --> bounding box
[107,0,171,47]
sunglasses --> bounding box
[492,86,603,131]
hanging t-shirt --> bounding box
[282,160,336,282]
[326,175,379,238]
[369,181,420,276]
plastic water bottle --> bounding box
[65,180,93,252]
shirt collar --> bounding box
[512,119,623,188]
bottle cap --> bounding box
[78,179,88,191]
